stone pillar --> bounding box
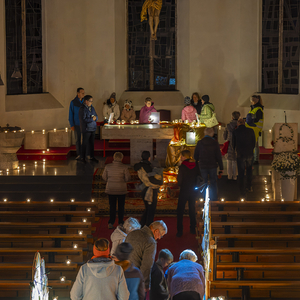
[24,131,48,149]
[156,139,170,167]
[49,129,71,147]
[130,139,153,166]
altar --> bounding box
[102,124,174,166]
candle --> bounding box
[121,120,125,125]
[117,120,121,125]
[42,129,45,134]
[31,130,34,134]
[130,120,134,124]
[219,125,221,130]
[65,127,68,132]
[184,120,189,124]
[53,128,56,132]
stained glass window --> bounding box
[128,0,176,91]
[6,0,43,95]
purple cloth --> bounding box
[139,103,157,123]
[167,260,205,299]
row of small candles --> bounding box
[198,197,285,203]
[31,128,69,134]
[2,197,95,203]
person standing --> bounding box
[198,95,215,124]
[70,238,129,300]
[191,92,202,114]
[102,152,131,229]
[176,150,199,237]
[79,95,99,163]
[125,220,168,293]
[134,151,163,227]
[69,87,85,160]
[150,249,173,300]
[181,96,197,123]
[139,97,157,123]
[223,111,240,180]
[245,95,264,164]
[103,92,120,123]
[232,118,256,196]
[194,127,223,201]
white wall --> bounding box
[0,0,299,132]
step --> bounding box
[217,248,300,254]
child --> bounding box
[176,150,200,237]
[223,111,240,180]
[121,100,136,123]
[115,242,145,300]
[150,249,173,300]
[139,97,157,123]
[181,96,197,123]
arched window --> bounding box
[5,0,43,95]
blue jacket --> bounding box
[79,104,98,133]
[69,96,84,127]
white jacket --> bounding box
[103,102,120,121]
[110,226,127,256]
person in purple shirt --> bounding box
[139,97,157,123]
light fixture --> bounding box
[221,198,225,202]
[23,164,26,167]
[6,169,9,172]
[86,208,91,212]
[42,151,45,153]
[11,61,22,79]
[59,276,66,282]
[65,128,68,132]
[71,199,75,202]
[50,199,54,203]
[42,129,45,134]
[53,128,56,132]
[261,198,265,202]
[91,199,95,202]
[281,198,284,202]
[30,54,39,72]
[200,198,204,202]
[202,209,204,212]
[66,259,71,265]
[82,218,87,223]
[31,130,34,134]
[53,297,58,300]
[27,198,31,202]
[43,159,46,162]
[73,244,78,249]
[3,199,7,202]
[78,230,83,235]
[47,149,49,152]
[241,198,244,202]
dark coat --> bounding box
[194,136,223,170]
[177,159,200,196]
[134,160,162,185]
[191,100,202,114]
[232,125,256,158]
[79,104,98,133]
[150,262,169,300]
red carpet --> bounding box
[92,216,199,262]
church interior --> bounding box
[1,0,300,300]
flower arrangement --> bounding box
[271,151,300,180]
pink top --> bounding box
[181,105,197,123]
[139,103,157,123]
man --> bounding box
[176,150,199,237]
[134,151,162,227]
[232,118,256,196]
[70,238,129,300]
[150,249,173,300]
[79,95,99,163]
[125,220,168,293]
[194,127,223,201]
[69,87,85,160]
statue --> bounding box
[141,0,162,40]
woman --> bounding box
[198,94,215,124]
[167,250,205,300]
[181,96,197,123]
[121,100,136,123]
[139,97,157,123]
[102,152,131,229]
[191,92,202,114]
[245,95,264,164]
[110,217,141,257]
[103,92,120,123]
[223,111,240,180]
[70,238,129,300]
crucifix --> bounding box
[141,0,162,90]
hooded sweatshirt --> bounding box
[110,226,127,257]
[139,103,157,123]
[181,105,197,123]
[70,257,129,300]
[177,159,200,196]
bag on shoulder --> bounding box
[221,140,230,156]
[204,112,219,127]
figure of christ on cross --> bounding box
[141,0,162,40]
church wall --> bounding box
[0,0,299,133]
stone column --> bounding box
[156,139,170,167]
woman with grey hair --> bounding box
[167,249,205,300]
[110,217,141,257]
[102,152,131,229]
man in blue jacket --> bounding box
[69,87,85,160]
[79,95,99,163]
